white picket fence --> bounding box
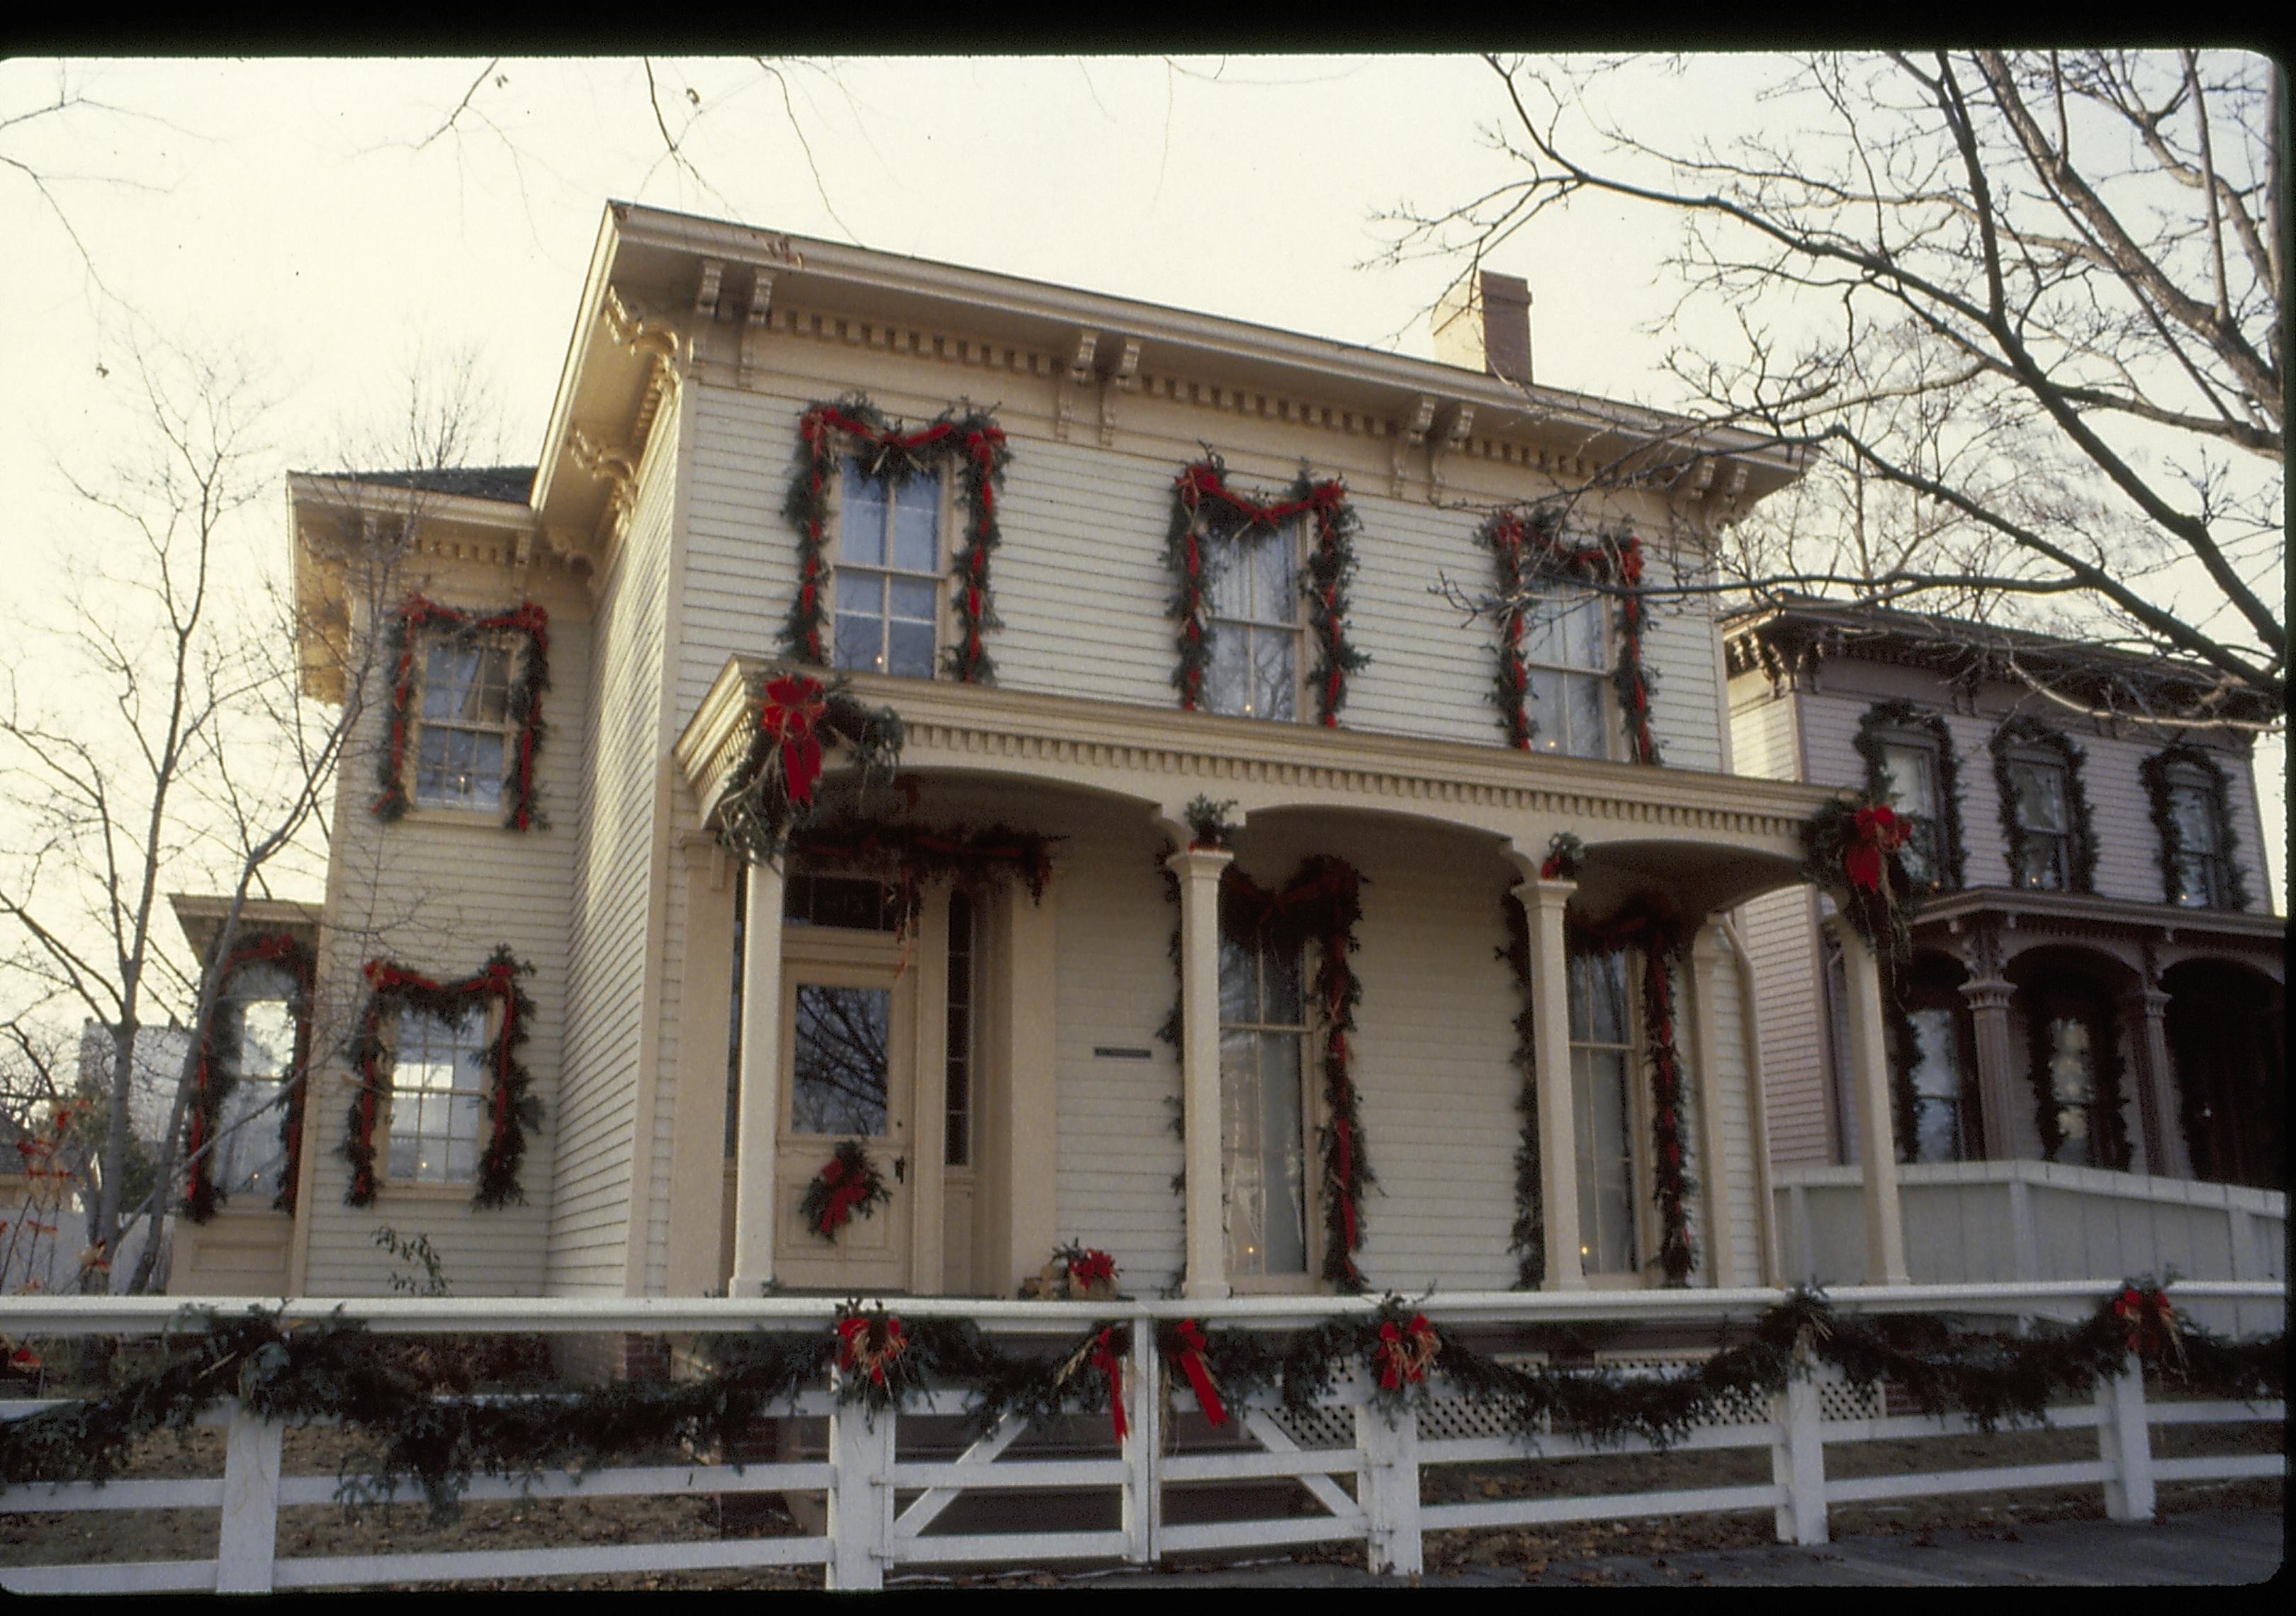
[0,1281,2283,1593]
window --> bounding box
[2039,1013,2100,1167]
[833,460,942,678]
[783,873,902,933]
[1220,924,1310,1276]
[1205,521,1300,720]
[413,641,512,811]
[1568,948,1638,1276]
[2005,753,2075,890]
[790,984,893,1135]
[2158,765,2229,908]
[211,963,298,1201]
[1876,738,1946,889]
[945,890,975,1169]
[1521,588,1610,759]
[388,1005,488,1184]
[1903,1006,1971,1163]
[2025,980,2127,1170]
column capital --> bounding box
[1164,845,1236,882]
[1959,976,2015,1013]
[1511,875,1578,913]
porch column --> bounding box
[1823,914,1909,1286]
[1961,977,2021,1162]
[728,857,787,1296]
[1687,925,1737,1287]
[2117,984,2183,1179]
[1514,875,1585,1291]
[1168,845,1234,1301]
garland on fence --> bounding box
[716,670,905,867]
[1852,700,1966,892]
[1167,457,1366,725]
[1499,895,1545,1289]
[1,1288,2279,1517]
[371,597,551,829]
[182,932,316,1223]
[786,817,1053,938]
[780,395,1011,682]
[1989,717,2099,893]
[1225,856,1373,1289]
[1570,894,1697,1286]
[1478,511,1660,763]
[801,1142,892,1240]
[343,948,539,1211]
[2139,743,2251,910]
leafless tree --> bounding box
[1390,50,2284,726]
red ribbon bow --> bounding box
[1089,1328,1129,1442]
[1374,1314,1440,1391]
[837,1313,906,1386]
[760,674,830,807]
[1171,1320,1227,1427]
[2112,1286,2180,1361]
[1067,1249,1117,1287]
[1844,803,1912,892]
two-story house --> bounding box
[1726,600,2284,1306]
[169,203,1919,1306]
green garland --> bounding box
[779,395,1011,682]
[1852,700,1966,892]
[716,669,905,868]
[786,817,1053,937]
[2139,743,2251,910]
[1498,897,1545,1290]
[1989,717,2098,893]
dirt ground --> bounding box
[1,1399,2280,1591]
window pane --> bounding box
[890,474,940,573]
[1562,595,1605,670]
[2047,1016,2094,1167]
[1908,1006,1962,1163]
[1206,534,1251,619]
[421,644,480,721]
[1525,669,1565,753]
[1219,932,1256,1023]
[1880,743,1939,817]
[1206,621,1249,717]
[465,734,505,811]
[834,611,882,673]
[2010,762,2067,832]
[2018,834,2067,891]
[1565,673,1606,759]
[790,984,891,1135]
[2168,784,2217,853]
[1568,951,1628,1046]
[840,464,887,566]
[1252,528,1295,624]
[1520,597,1569,667]
[1574,1047,1637,1274]
[887,619,936,679]
[887,576,936,622]
[1249,629,1297,721]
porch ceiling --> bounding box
[677,658,1833,908]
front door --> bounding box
[772,941,916,1291]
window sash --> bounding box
[412,643,512,811]
[1219,928,1310,1278]
[1905,1006,1968,1164]
[389,1006,489,1184]
[833,461,942,678]
[1567,950,1638,1276]
[1205,524,1301,720]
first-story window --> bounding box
[415,640,512,812]
[1568,948,1638,1276]
[1205,520,1301,721]
[212,963,298,1201]
[1903,1006,1972,1163]
[389,1004,488,1184]
[1220,923,1310,1276]
[833,459,942,678]
[1522,587,1611,759]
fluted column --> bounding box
[1688,924,1737,1286]
[1961,976,2020,1162]
[1168,845,1235,1301]
[1825,914,1909,1286]
[2117,984,2180,1178]
[1514,875,1585,1291]
[728,857,787,1297]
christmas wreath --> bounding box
[1167,456,1366,725]
[371,596,550,830]
[181,931,315,1223]
[801,1140,892,1240]
[343,948,539,1211]
[716,668,904,867]
[781,394,1011,683]
[1479,510,1660,764]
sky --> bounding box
[1,55,2283,928]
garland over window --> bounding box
[787,818,1053,938]
[2139,743,2251,910]
[1478,510,1660,764]
[1166,457,1366,726]
[780,394,1011,683]
[1568,894,1696,1286]
[344,948,539,1211]
[717,670,905,868]
[372,597,550,830]
[1988,716,2098,893]
[1852,700,1966,892]
[181,932,315,1223]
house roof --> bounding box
[302,466,536,505]
[1721,595,2277,728]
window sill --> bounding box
[390,802,514,829]
[372,1179,483,1200]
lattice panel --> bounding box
[1819,1379,1888,1423]
[1592,1354,1777,1428]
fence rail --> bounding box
[1,1281,2282,1593]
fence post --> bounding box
[215,1399,283,1595]
[1771,1369,1828,1546]
[1354,1398,1423,1578]
[2096,1353,2157,1522]
[1122,1316,1161,1565]
[826,1393,894,1590]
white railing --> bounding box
[1,1281,2283,1593]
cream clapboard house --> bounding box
[169,203,1906,1306]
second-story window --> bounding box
[1205,522,1300,721]
[1876,736,1946,890]
[2163,768,2228,907]
[833,460,942,679]
[415,641,512,812]
[1523,589,1611,760]
[2005,751,2075,890]
[389,1004,489,1185]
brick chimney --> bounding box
[1431,270,1533,385]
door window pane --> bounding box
[791,984,891,1135]
[1568,950,1638,1275]
[1220,928,1308,1276]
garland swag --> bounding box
[780,395,1011,683]
[1166,457,1366,725]
[1801,796,1923,1154]
[1499,897,1545,1289]
[1989,717,2098,893]
[182,931,316,1223]
[1,1288,2275,1517]
[2139,743,2251,910]
[786,817,1054,938]
[344,948,539,1211]
[801,1141,892,1240]
[1478,510,1660,764]
[1852,700,1966,892]
[1570,894,1698,1286]
[716,670,905,868]
[372,597,550,830]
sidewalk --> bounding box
[1021,1508,2285,1588]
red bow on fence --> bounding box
[1170,1319,1227,1426]
[760,674,830,807]
[2112,1286,2183,1364]
[1374,1314,1441,1391]
[1843,804,1912,894]
[836,1313,907,1386]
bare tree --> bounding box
[1390,51,2285,726]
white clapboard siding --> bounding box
[550,414,683,1295]
[1737,885,1832,1168]
[299,572,590,1297]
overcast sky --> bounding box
[1,55,2282,916]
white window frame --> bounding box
[210,967,300,1206]
[1568,946,1651,1283]
[1519,585,1615,761]
[829,455,950,681]
[408,635,517,815]
[1874,731,1947,890]
[384,1000,494,1189]
[1218,923,1320,1292]
[1203,517,1306,723]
